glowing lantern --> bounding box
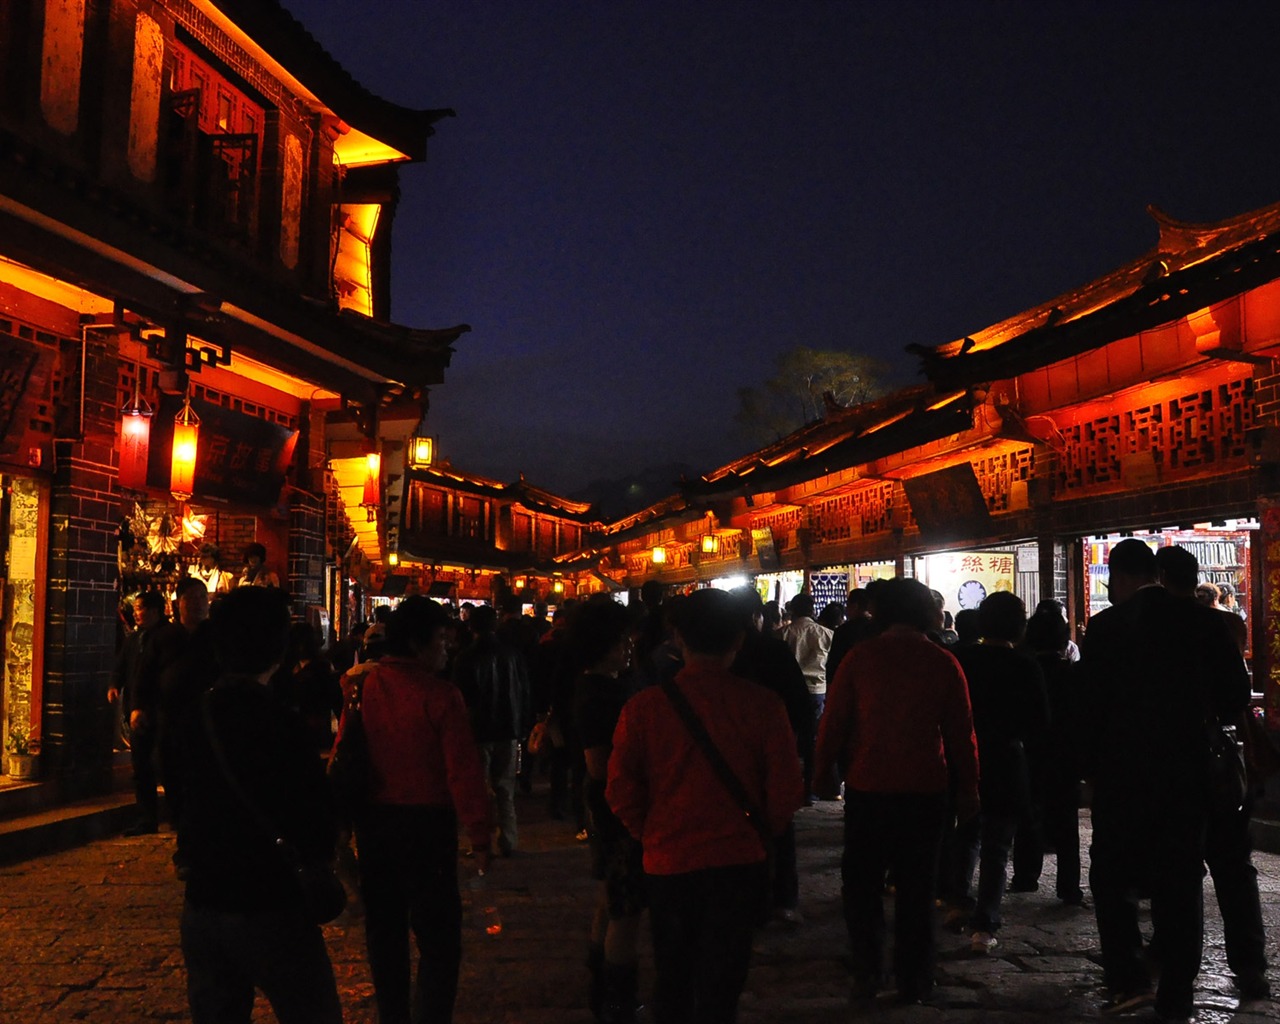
[118,387,153,492]
[701,535,720,555]
[552,579,565,594]
[514,576,526,589]
[408,436,434,468]
[387,551,399,567]
[362,451,381,522]
[170,396,200,502]
[651,546,667,564]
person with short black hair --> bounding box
[348,595,492,1024]
[109,588,182,836]
[1082,538,1252,1017]
[607,589,803,1023]
[177,586,343,1024]
[815,577,979,1004]
[238,542,280,589]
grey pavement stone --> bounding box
[2,793,1280,1022]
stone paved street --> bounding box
[4,789,1280,1023]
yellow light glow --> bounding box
[387,552,399,567]
[170,398,200,502]
[409,436,434,468]
[651,546,667,564]
[335,203,381,317]
[552,580,565,594]
[701,535,719,555]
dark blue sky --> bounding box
[289,0,1280,493]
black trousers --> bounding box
[1206,796,1268,980]
[357,805,463,1024]
[1041,772,1082,900]
[130,722,160,826]
[841,791,947,994]
[772,821,799,911]
[647,861,767,1024]
[181,901,342,1024]
[1090,798,1206,1009]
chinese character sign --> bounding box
[919,550,1017,617]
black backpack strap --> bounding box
[660,680,773,850]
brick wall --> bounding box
[42,328,122,797]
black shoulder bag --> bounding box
[200,691,347,924]
[660,680,775,922]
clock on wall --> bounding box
[957,579,987,609]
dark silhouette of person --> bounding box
[1082,538,1251,1018]
[1156,544,1269,1000]
[177,586,343,1024]
[109,589,181,835]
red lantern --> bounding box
[362,451,381,522]
[170,396,200,502]
[118,391,152,492]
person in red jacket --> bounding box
[607,588,804,1024]
[814,577,980,1005]
[341,596,491,1024]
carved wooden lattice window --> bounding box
[973,446,1035,513]
[1056,377,1254,492]
[0,318,63,446]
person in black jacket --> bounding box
[453,603,533,856]
[176,585,342,1024]
[109,588,183,836]
[730,586,812,923]
[1082,539,1251,1019]
[945,592,1049,954]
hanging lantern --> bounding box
[651,546,667,564]
[170,395,200,503]
[387,551,399,567]
[552,579,565,594]
[362,451,381,522]
[408,435,434,468]
[701,534,720,555]
[118,384,153,492]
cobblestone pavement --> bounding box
[3,790,1280,1023]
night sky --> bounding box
[286,0,1280,495]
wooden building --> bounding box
[581,202,1280,715]
[0,0,466,792]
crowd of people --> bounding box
[103,538,1270,1024]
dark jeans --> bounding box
[357,804,463,1024]
[1090,799,1206,1008]
[130,723,160,826]
[802,693,825,797]
[647,861,767,1024]
[841,791,947,994]
[772,821,799,911]
[1206,797,1268,981]
[180,900,342,1024]
[1042,774,1082,900]
[952,811,1018,932]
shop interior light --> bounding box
[170,395,200,503]
[651,546,667,564]
[408,436,434,468]
[361,451,381,522]
[118,380,153,492]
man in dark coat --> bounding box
[1082,538,1251,1019]
[109,589,182,835]
[453,603,533,855]
[730,586,813,923]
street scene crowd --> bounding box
[104,536,1273,1024]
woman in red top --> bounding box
[341,597,491,1024]
[814,577,979,1005]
